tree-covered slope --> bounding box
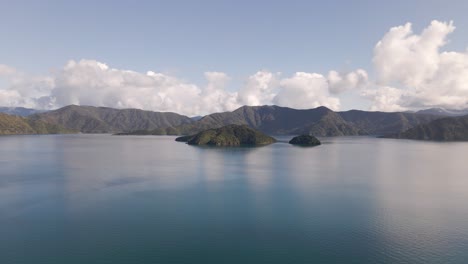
[386,115,468,141]
[338,110,438,135]
[0,113,72,135]
[176,124,276,146]
[31,105,194,133]
[133,105,439,137]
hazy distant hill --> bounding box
[190,116,204,121]
[416,108,468,117]
[386,115,468,141]
[0,113,72,135]
[134,105,440,137]
[338,110,437,135]
[186,105,360,136]
[137,106,357,136]
[30,105,193,133]
[2,104,443,136]
[0,107,45,117]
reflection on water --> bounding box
[1,135,468,263]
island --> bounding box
[175,124,276,146]
[289,135,321,146]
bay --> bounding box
[1,134,468,263]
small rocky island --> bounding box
[289,135,321,146]
[175,124,276,146]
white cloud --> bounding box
[3,20,468,114]
[49,60,242,116]
[328,69,368,94]
[361,86,407,112]
[201,72,239,114]
[274,72,340,110]
[0,64,17,76]
[0,60,357,114]
[237,71,279,106]
[0,65,54,108]
[235,71,343,110]
[0,89,22,107]
[368,20,468,110]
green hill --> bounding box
[338,110,437,135]
[289,135,321,146]
[3,104,442,137]
[31,105,193,133]
[176,124,276,146]
[0,113,72,135]
[134,105,439,137]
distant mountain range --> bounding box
[0,107,46,117]
[124,105,439,136]
[28,105,193,133]
[415,108,468,117]
[2,105,468,140]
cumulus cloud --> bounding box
[0,64,17,76]
[237,71,279,106]
[368,20,468,111]
[51,60,196,114]
[327,69,368,94]
[361,86,407,112]
[201,72,239,113]
[3,20,468,114]
[1,60,349,115]
[0,60,233,115]
[274,72,340,110]
[0,89,22,107]
[0,65,54,108]
[236,71,343,110]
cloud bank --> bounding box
[274,72,340,110]
[1,20,467,115]
[367,20,468,111]
[0,60,357,115]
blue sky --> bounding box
[1,0,468,114]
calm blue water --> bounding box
[1,134,468,263]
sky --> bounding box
[1,0,468,116]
